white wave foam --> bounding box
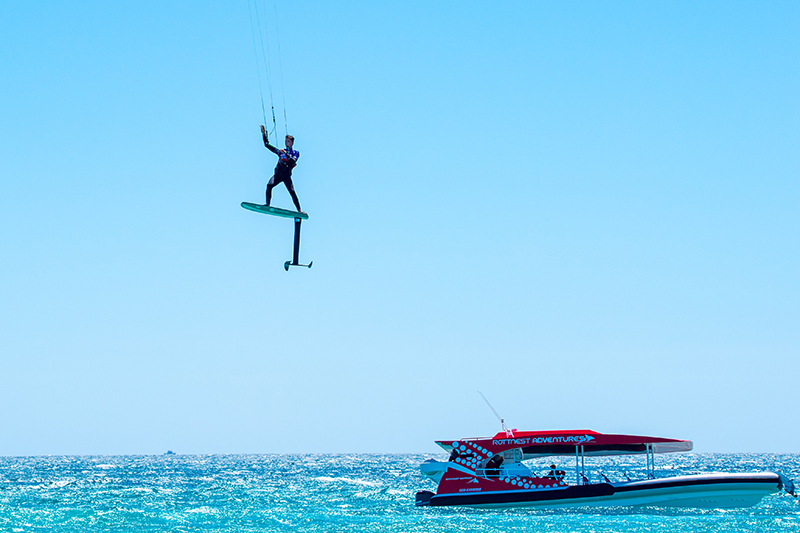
[313,476,380,487]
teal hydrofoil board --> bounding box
[241,201,311,270]
[241,202,309,220]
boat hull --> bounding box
[417,473,782,509]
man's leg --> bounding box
[285,177,302,212]
[265,174,276,205]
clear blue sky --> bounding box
[1,1,797,455]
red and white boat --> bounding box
[416,429,796,509]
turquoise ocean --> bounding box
[1,453,798,532]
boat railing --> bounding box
[474,467,533,480]
[474,466,568,484]
[474,467,495,479]
[472,463,663,486]
[568,442,660,485]
[574,467,659,485]
[468,450,663,486]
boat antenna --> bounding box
[478,391,514,438]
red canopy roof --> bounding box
[436,429,693,458]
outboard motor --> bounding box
[415,490,434,506]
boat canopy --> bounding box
[436,430,693,459]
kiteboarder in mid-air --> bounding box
[261,125,303,214]
[240,126,310,270]
[241,10,311,270]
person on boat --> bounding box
[545,464,565,480]
[484,455,503,478]
[261,125,303,214]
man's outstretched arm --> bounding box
[260,125,280,155]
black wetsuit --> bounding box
[263,132,301,211]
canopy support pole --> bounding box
[581,445,586,484]
[645,443,655,479]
